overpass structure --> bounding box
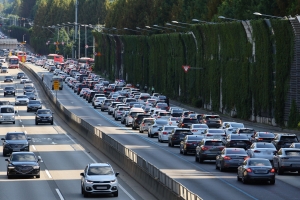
[0,38,18,50]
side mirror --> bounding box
[5,158,9,162]
[1,138,4,140]
[273,151,277,155]
[115,172,120,177]
[27,137,31,140]
[80,172,84,176]
[15,111,17,114]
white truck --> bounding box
[0,105,16,124]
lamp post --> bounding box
[253,12,284,19]
[145,25,165,32]
[81,24,88,57]
[165,23,186,29]
[153,25,176,32]
[172,21,192,26]
[218,16,242,22]
[124,27,142,34]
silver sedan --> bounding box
[273,148,300,175]
[247,143,277,161]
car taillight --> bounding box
[246,168,252,173]
[206,134,212,136]
[224,156,231,160]
[162,132,168,135]
[192,130,197,132]
[270,168,275,173]
[281,157,289,160]
[254,150,261,153]
[244,156,250,160]
[258,138,263,141]
[201,146,209,151]
[157,116,161,118]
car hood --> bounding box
[10,161,38,166]
[36,114,52,117]
[86,174,116,181]
[6,140,28,144]
[16,98,29,101]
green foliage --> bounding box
[287,99,299,129]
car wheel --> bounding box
[113,190,118,197]
[36,175,40,178]
[94,106,96,109]
[150,133,153,138]
[183,149,187,155]
[219,164,224,171]
[12,121,15,124]
[242,176,248,184]
[215,162,219,169]
[277,165,283,175]
[3,151,6,157]
[270,180,275,185]
[7,175,12,179]
[101,109,104,111]
[199,157,204,163]
[139,129,143,133]
[35,121,38,125]
[27,109,29,112]
[237,175,241,181]
[51,121,53,125]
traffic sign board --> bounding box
[182,65,190,73]
[53,80,60,90]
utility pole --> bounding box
[74,0,78,59]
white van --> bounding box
[0,105,16,124]
[125,108,144,127]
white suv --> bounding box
[80,163,119,197]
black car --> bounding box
[24,92,36,100]
[237,158,275,184]
[4,75,13,82]
[1,132,31,156]
[180,135,204,155]
[203,114,222,128]
[177,117,199,128]
[251,132,275,143]
[5,152,40,178]
[35,109,53,125]
[27,100,42,112]
[132,113,151,130]
[195,139,225,163]
[272,133,299,150]
[224,134,252,149]
[17,72,25,79]
[3,86,15,97]
[168,128,193,147]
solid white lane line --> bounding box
[19,120,22,122]
[32,145,36,150]
[55,188,64,200]
[22,125,24,128]
[38,156,43,162]
[45,169,52,178]
[119,184,136,200]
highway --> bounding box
[0,66,155,200]
[23,63,300,200]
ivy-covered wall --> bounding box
[93,19,294,126]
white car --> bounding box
[0,57,6,63]
[80,163,119,197]
[79,88,90,97]
[93,97,107,108]
[148,119,168,138]
[224,122,245,135]
[20,77,30,84]
[113,106,130,120]
[15,95,29,106]
[125,108,144,126]
[168,117,180,126]
[158,125,177,142]
[246,142,277,161]
[139,118,155,133]
[190,124,209,135]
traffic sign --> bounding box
[53,80,60,90]
[85,45,88,48]
[182,65,190,73]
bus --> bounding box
[15,51,26,62]
[78,57,94,70]
[8,56,19,69]
[51,76,63,90]
[47,54,64,64]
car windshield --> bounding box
[17,96,27,99]
[156,120,168,125]
[11,154,36,162]
[5,76,12,78]
[37,110,51,114]
[248,160,271,166]
[5,87,14,90]
[0,107,14,113]
[226,149,246,154]
[231,123,244,128]
[6,133,26,140]
[256,143,275,148]
[285,151,300,156]
[88,166,114,175]
[209,130,224,133]
[193,124,208,128]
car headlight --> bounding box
[0,116,2,119]
[15,100,19,103]
[36,116,41,118]
[11,116,15,119]
[85,179,93,184]
[33,166,40,169]
[8,166,15,169]
[110,179,117,183]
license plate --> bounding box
[13,148,20,151]
[237,143,244,145]
[96,186,107,189]
[42,120,48,121]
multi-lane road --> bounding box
[0,65,155,200]
[32,63,300,199]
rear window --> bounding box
[165,127,176,130]
[281,136,298,142]
[257,133,275,138]
[144,119,154,123]
[206,115,220,120]
[182,119,199,123]
[130,112,143,117]
[173,109,183,113]
[187,136,204,141]
[159,112,170,116]
[239,129,255,134]
[193,124,208,128]
[175,130,192,135]
[285,151,300,156]
[231,123,244,128]
[256,143,275,148]
[156,120,168,125]
[208,130,224,134]
[226,149,246,154]
[230,135,248,139]
[205,141,223,146]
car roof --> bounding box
[89,163,111,167]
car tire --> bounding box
[35,121,38,125]
[270,180,275,185]
[3,151,6,157]
[150,133,153,138]
[7,175,12,179]
[94,106,97,109]
[51,121,53,125]
[12,121,15,124]
[36,175,40,178]
[277,165,283,175]
[179,147,182,154]
[139,129,143,133]
[113,190,118,197]
[101,109,104,111]
[219,164,224,172]
[199,157,204,163]
[242,176,248,184]
[237,175,241,181]
[27,109,29,112]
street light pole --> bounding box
[253,12,284,19]
[74,0,78,59]
[78,24,80,59]
[84,25,87,57]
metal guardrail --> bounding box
[20,63,203,200]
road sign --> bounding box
[53,80,60,90]
[182,65,190,73]
[85,45,88,48]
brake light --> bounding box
[163,132,168,135]
[244,156,250,160]
[254,150,260,153]
[224,156,231,160]
[181,123,184,127]
[192,130,197,132]
[206,134,212,136]
[270,168,275,173]
[258,138,263,141]
[201,146,209,151]
[246,168,252,173]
